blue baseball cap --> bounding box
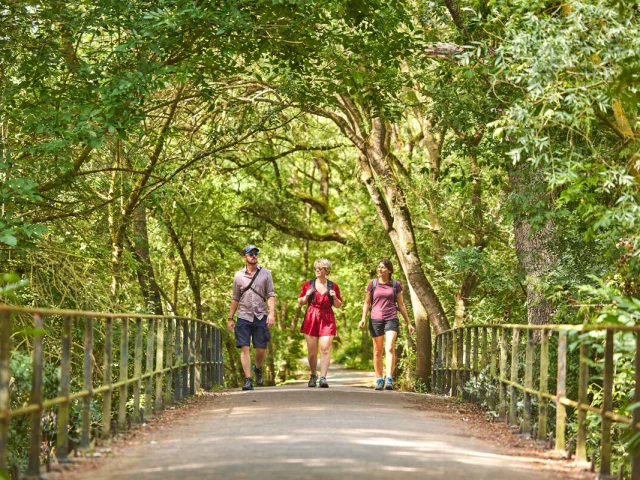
[242,245,259,255]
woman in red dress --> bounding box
[298,258,343,388]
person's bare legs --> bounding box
[372,335,384,378]
[240,346,252,378]
[305,334,319,375]
[255,348,266,369]
[385,331,398,378]
[319,335,334,378]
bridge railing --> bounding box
[0,305,223,478]
[432,323,640,479]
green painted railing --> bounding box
[433,324,640,480]
[0,305,223,479]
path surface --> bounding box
[72,366,562,480]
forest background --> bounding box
[1,0,640,472]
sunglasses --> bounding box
[246,252,259,257]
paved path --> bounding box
[74,366,562,480]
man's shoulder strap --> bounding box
[241,267,263,300]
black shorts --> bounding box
[235,315,271,349]
[369,318,399,338]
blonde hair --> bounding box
[314,258,332,274]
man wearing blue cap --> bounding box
[227,245,275,390]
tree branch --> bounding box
[242,207,347,244]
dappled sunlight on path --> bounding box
[63,368,569,480]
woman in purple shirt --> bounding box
[359,258,415,390]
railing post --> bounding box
[509,328,519,427]
[600,330,614,476]
[145,318,154,418]
[432,332,438,393]
[437,334,443,394]
[102,318,113,440]
[215,327,221,386]
[214,326,219,387]
[633,331,640,480]
[155,319,165,410]
[133,318,143,424]
[444,332,451,395]
[118,318,129,431]
[473,327,479,401]
[165,318,174,404]
[499,328,508,420]
[189,320,195,396]
[490,327,498,411]
[56,315,72,462]
[523,329,534,438]
[26,313,44,478]
[81,316,93,450]
[0,310,9,472]
[458,329,465,397]
[537,330,549,442]
[555,330,567,453]
[174,319,181,401]
[451,330,458,396]
[205,325,211,389]
[196,322,202,392]
[182,319,189,398]
[200,324,207,390]
[173,318,182,401]
[481,327,488,372]
[205,325,213,390]
[219,328,224,386]
[189,320,196,395]
[465,328,471,400]
[576,335,589,464]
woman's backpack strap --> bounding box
[327,280,334,306]
[307,279,316,306]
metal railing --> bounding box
[0,305,223,478]
[433,324,640,479]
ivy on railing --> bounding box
[433,324,640,479]
[0,305,223,479]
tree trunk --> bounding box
[509,163,556,332]
[132,205,164,315]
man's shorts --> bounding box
[235,315,270,349]
[369,318,399,338]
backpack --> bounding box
[308,279,334,306]
[369,278,398,310]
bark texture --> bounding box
[509,164,556,330]
[132,205,164,315]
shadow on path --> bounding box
[65,364,567,480]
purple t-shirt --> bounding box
[368,280,403,321]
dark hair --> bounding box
[378,258,394,276]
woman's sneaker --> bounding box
[375,378,384,390]
[308,374,318,387]
[319,376,329,388]
[384,376,394,390]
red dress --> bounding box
[299,280,342,337]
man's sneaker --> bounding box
[319,376,329,388]
[308,374,318,388]
[242,377,254,391]
[375,378,384,391]
[384,376,393,390]
[253,365,264,386]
